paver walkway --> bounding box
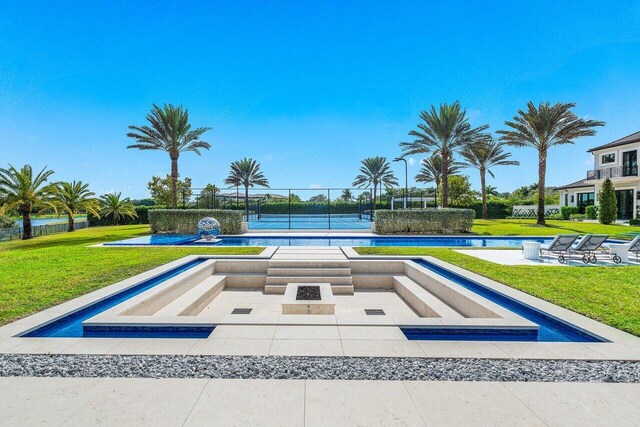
[1,377,637,426]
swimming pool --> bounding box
[105,234,554,247]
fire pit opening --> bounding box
[296,285,321,300]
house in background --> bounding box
[558,130,639,220]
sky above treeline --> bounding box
[1,0,640,198]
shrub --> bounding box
[585,205,598,220]
[374,208,475,234]
[0,215,16,229]
[459,199,513,219]
[560,206,579,220]
[569,213,586,221]
[149,209,243,234]
[547,213,564,220]
[629,218,640,226]
[598,178,617,224]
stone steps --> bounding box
[155,275,226,317]
[393,275,464,319]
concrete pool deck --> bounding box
[2,377,638,426]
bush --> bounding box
[88,206,163,226]
[598,178,617,224]
[569,213,586,221]
[459,199,513,219]
[260,201,362,215]
[560,206,579,220]
[374,208,475,234]
[149,209,243,234]
[585,205,598,220]
[547,213,564,220]
[0,215,16,229]
[629,218,640,226]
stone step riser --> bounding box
[265,276,353,286]
[267,268,352,277]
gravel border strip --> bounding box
[1,354,639,382]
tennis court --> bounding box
[248,213,372,229]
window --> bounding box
[576,192,595,214]
[601,153,615,164]
[623,150,637,176]
[564,194,568,206]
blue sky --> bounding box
[1,0,640,198]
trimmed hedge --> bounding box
[260,201,364,215]
[374,208,475,234]
[460,200,513,219]
[560,206,579,220]
[149,209,243,234]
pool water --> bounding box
[406,259,604,342]
[105,235,553,247]
[23,259,209,338]
[21,256,605,342]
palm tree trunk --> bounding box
[170,155,179,209]
[244,185,249,221]
[21,210,32,240]
[480,168,488,219]
[373,180,378,213]
[441,156,449,208]
[67,214,75,232]
[537,150,547,226]
[434,179,440,208]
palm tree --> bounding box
[400,101,488,207]
[352,157,398,210]
[461,137,519,219]
[53,181,101,231]
[415,154,463,207]
[224,158,269,219]
[0,164,56,239]
[127,104,211,208]
[100,192,137,225]
[497,101,604,225]
[341,189,353,202]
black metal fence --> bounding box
[183,187,436,230]
[0,220,89,242]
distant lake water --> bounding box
[12,216,87,227]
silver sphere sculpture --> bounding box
[197,217,220,241]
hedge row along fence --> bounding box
[88,206,160,226]
[149,209,243,234]
[258,201,371,215]
[374,208,475,234]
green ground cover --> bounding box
[471,219,640,238]
[0,225,262,325]
[355,246,640,337]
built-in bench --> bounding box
[393,276,464,319]
[155,275,226,316]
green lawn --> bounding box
[356,246,640,337]
[0,225,263,325]
[471,218,640,238]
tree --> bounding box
[100,193,137,225]
[446,175,479,206]
[414,154,463,207]
[401,101,488,207]
[598,178,617,224]
[461,137,519,219]
[195,183,218,208]
[309,194,328,202]
[340,189,353,202]
[486,185,499,197]
[53,181,101,232]
[127,104,211,208]
[289,193,301,203]
[147,175,192,207]
[352,157,398,210]
[498,101,604,225]
[224,158,269,219]
[0,164,56,239]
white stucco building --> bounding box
[558,130,639,220]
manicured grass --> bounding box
[0,225,263,325]
[471,219,640,239]
[355,246,640,337]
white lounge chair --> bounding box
[572,234,609,264]
[539,234,579,264]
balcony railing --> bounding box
[587,166,638,180]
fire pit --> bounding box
[282,283,335,314]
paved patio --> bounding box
[1,377,638,426]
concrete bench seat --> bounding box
[393,276,464,319]
[155,275,226,317]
